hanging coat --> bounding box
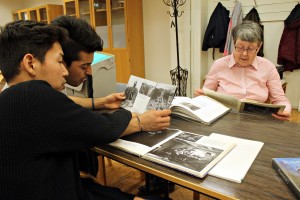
[285,3,300,25]
[243,7,264,57]
[202,2,230,57]
[223,1,243,56]
[278,4,300,71]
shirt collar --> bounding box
[229,54,258,70]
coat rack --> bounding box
[163,0,188,96]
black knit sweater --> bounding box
[0,80,132,200]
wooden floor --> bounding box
[290,109,300,123]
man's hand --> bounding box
[96,93,125,109]
[139,110,171,131]
[68,93,125,110]
[272,111,291,121]
[122,110,171,136]
[194,88,204,97]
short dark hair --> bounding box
[0,20,68,82]
[51,16,103,67]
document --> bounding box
[208,133,264,183]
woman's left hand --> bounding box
[272,111,291,121]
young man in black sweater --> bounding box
[0,20,170,200]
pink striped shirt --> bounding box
[204,54,291,113]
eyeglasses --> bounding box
[234,46,258,54]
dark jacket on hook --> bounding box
[285,4,300,25]
[243,7,264,57]
[202,2,229,56]
[278,4,300,71]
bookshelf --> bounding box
[12,4,63,24]
[64,0,145,83]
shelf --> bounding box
[81,12,91,15]
[111,7,124,11]
[95,9,107,12]
[95,7,123,12]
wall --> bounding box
[0,0,63,26]
[142,0,171,85]
[0,0,25,26]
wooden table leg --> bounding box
[193,191,200,200]
[96,155,107,185]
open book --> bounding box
[170,96,231,125]
[120,75,177,114]
[203,88,285,115]
[110,129,236,178]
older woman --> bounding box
[194,21,291,120]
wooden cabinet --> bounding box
[13,4,63,24]
[64,0,145,83]
[13,9,28,21]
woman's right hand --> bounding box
[194,88,204,97]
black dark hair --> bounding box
[0,20,68,82]
[51,16,103,67]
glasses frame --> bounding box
[234,46,259,54]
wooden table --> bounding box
[93,112,300,200]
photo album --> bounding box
[110,129,236,178]
[203,88,285,115]
[120,75,230,124]
[170,96,231,125]
[120,75,177,114]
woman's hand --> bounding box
[194,88,204,97]
[272,111,291,121]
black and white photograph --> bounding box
[180,102,201,111]
[146,135,223,172]
[146,88,176,110]
[243,103,280,115]
[121,80,139,108]
[120,75,176,113]
[139,82,155,97]
[176,131,203,142]
[121,128,180,147]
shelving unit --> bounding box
[64,0,145,83]
[12,4,63,24]
[12,9,28,21]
